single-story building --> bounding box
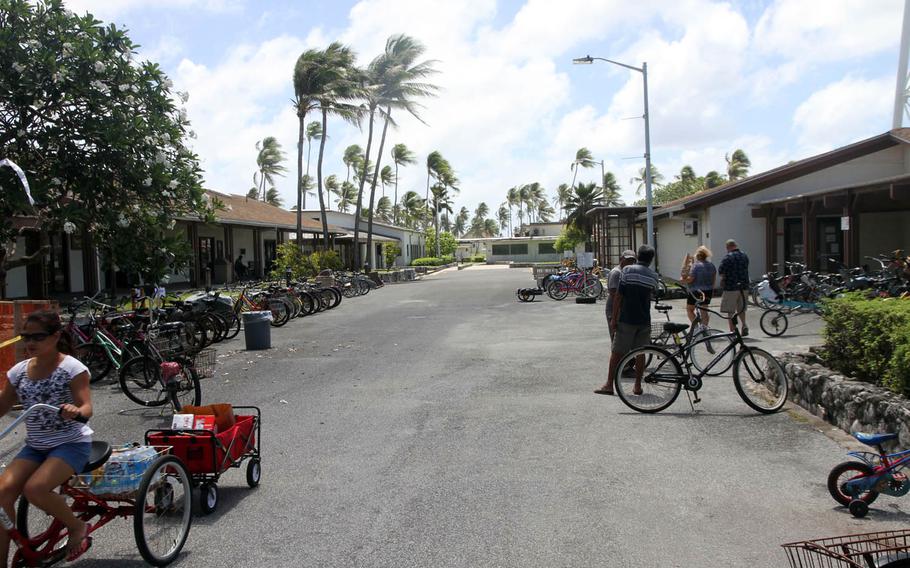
[298,210,426,268]
[589,128,910,279]
[457,235,572,263]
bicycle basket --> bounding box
[193,348,217,379]
[782,529,910,568]
[149,329,186,356]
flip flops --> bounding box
[593,388,614,396]
[66,533,91,562]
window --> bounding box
[491,244,510,256]
[538,242,556,254]
[511,244,528,255]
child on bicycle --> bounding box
[0,310,93,564]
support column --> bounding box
[252,228,262,278]
[765,208,776,273]
[188,222,199,287]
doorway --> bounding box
[817,217,843,272]
[198,237,215,285]
[783,218,804,267]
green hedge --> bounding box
[411,256,454,267]
[822,293,910,396]
[466,255,486,263]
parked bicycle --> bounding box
[827,431,909,518]
[613,285,789,414]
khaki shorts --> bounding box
[612,322,651,355]
[720,290,746,314]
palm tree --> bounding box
[725,149,751,181]
[564,182,604,235]
[497,204,509,234]
[678,165,697,184]
[430,183,454,254]
[355,34,439,270]
[400,190,424,229]
[525,182,544,223]
[536,200,555,222]
[391,143,416,225]
[553,183,572,220]
[506,186,520,236]
[602,172,624,207]
[425,151,446,213]
[246,187,258,200]
[379,165,394,198]
[631,164,664,195]
[295,42,360,249]
[253,136,287,201]
[265,187,283,207]
[335,181,358,212]
[453,206,469,237]
[376,196,392,223]
[343,145,364,183]
[303,121,322,208]
[705,170,725,189]
[482,218,499,237]
[323,174,339,210]
[300,174,315,207]
[517,184,530,233]
[571,147,595,188]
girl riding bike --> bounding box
[0,310,93,564]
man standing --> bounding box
[595,245,659,396]
[718,239,749,335]
[605,250,637,339]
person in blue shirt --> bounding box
[717,239,750,335]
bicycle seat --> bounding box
[655,304,672,312]
[663,322,689,334]
[81,441,112,473]
[853,432,898,446]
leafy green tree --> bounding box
[631,164,664,195]
[424,230,457,257]
[265,187,283,207]
[343,144,364,183]
[554,183,573,220]
[334,181,357,212]
[390,143,416,224]
[506,186,520,236]
[497,204,510,234]
[400,190,425,229]
[376,196,392,223]
[382,242,401,268]
[453,206,469,237]
[379,165,394,198]
[0,0,215,294]
[554,224,587,253]
[323,174,339,210]
[705,170,725,188]
[246,188,259,200]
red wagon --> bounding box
[145,405,261,514]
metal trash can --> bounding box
[242,311,272,350]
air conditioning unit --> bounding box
[532,229,539,236]
[683,219,698,236]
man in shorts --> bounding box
[595,245,659,396]
[718,239,749,335]
[605,249,637,339]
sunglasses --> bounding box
[20,332,53,343]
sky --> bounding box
[65,0,906,220]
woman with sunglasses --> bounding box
[0,310,93,564]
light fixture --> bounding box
[572,55,594,65]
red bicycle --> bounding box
[545,268,603,300]
[2,404,193,566]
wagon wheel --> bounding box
[199,482,219,515]
[246,458,261,488]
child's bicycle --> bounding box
[827,432,910,518]
[2,404,193,566]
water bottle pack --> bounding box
[78,445,160,497]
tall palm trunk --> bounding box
[366,107,391,271]
[508,204,512,236]
[304,134,313,209]
[353,106,376,270]
[316,108,330,249]
[393,162,400,225]
[296,113,305,247]
[425,166,431,229]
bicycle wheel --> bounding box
[166,357,201,411]
[689,330,736,376]
[119,356,169,407]
[134,454,193,566]
[760,309,788,337]
[16,489,73,544]
[76,342,112,383]
[342,283,357,298]
[580,275,603,298]
[827,461,879,507]
[732,347,788,413]
[268,299,290,327]
[222,311,241,340]
[550,281,569,301]
[614,346,683,413]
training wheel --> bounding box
[848,499,869,518]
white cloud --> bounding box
[792,75,893,156]
[754,0,902,63]
[63,0,242,21]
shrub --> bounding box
[424,231,458,257]
[310,249,343,272]
[411,257,446,267]
[270,242,309,280]
[383,243,401,268]
[821,293,910,396]
[466,255,486,263]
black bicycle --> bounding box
[614,286,789,414]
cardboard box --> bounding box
[171,414,194,430]
[193,415,217,432]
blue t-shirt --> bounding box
[718,249,750,291]
[618,263,659,325]
[690,260,716,291]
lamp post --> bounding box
[572,55,654,246]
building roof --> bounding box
[748,172,910,207]
[649,128,910,215]
[586,205,647,216]
[207,191,343,233]
[299,209,421,234]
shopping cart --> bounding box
[782,529,910,567]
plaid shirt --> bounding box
[718,249,749,291]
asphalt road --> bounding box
[1,265,906,567]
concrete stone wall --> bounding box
[781,353,910,452]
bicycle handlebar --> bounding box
[0,404,87,442]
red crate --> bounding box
[147,415,256,475]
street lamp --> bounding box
[572,54,654,246]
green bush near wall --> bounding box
[822,293,910,396]
[466,255,486,263]
[410,256,454,267]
